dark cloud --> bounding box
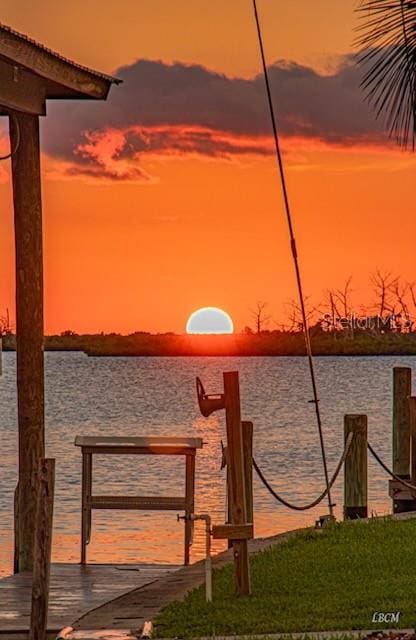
[114,127,272,159]
[40,57,386,180]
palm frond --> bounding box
[356,0,416,149]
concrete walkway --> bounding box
[73,527,309,631]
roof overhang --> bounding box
[0,23,121,115]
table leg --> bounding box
[184,454,195,565]
[81,452,92,564]
[87,454,92,544]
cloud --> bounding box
[114,126,273,159]
[40,56,388,181]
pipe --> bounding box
[141,621,153,639]
[179,513,212,602]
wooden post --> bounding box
[223,372,250,596]
[184,453,196,566]
[224,447,233,550]
[391,367,415,513]
[30,458,55,640]
[393,367,411,477]
[226,422,253,548]
[242,421,253,527]
[13,483,19,574]
[344,415,367,519]
[10,111,45,572]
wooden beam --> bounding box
[89,495,187,510]
[212,524,253,540]
[388,478,416,502]
[0,59,46,114]
[0,28,116,100]
[10,110,45,572]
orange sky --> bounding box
[0,1,415,334]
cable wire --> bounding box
[252,0,334,517]
[252,432,353,512]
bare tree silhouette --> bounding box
[335,276,354,319]
[284,297,320,333]
[250,301,272,333]
[324,289,341,334]
[392,279,410,316]
[370,269,397,316]
[324,277,355,337]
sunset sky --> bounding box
[0,0,415,334]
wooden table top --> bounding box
[74,435,203,452]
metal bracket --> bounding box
[315,514,336,529]
[196,377,225,417]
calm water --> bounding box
[0,352,414,577]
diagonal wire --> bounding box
[252,0,334,517]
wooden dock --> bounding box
[0,563,178,639]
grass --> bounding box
[155,518,416,637]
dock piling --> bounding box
[344,414,367,519]
[393,367,411,477]
[30,458,55,640]
[391,367,416,512]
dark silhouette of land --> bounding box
[3,329,416,357]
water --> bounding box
[0,351,414,577]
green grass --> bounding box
[155,518,416,637]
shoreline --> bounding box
[4,349,416,358]
[3,333,416,359]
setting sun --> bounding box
[186,307,234,334]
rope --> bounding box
[0,113,20,161]
[252,0,334,517]
[253,437,416,511]
[367,442,416,491]
[252,432,354,512]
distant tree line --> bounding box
[247,270,416,337]
[2,271,416,347]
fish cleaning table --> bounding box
[74,436,203,565]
